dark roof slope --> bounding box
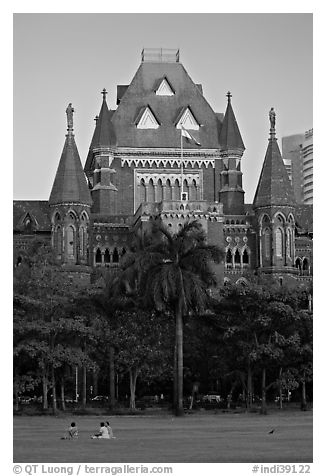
[13,200,51,232]
[111,61,221,149]
[253,136,295,208]
[49,133,92,206]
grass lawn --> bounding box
[13,410,313,463]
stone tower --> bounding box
[219,92,245,215]
[49,104,92,271]
[253,108,297,281]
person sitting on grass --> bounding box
[105,421,116,439]
[61,422,78,440]
[91,422,110,439]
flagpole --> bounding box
[180,126,184,198]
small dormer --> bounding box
[155,77,175,96]
[175,106,200,131]
[135,105,160,129]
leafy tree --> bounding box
[113,310,173,410]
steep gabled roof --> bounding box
[111,61,221,149]
[253,134,295,208]
[219,93,245,150]
[49,132,92,206]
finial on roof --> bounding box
[101,88,108,101]
[66,103,74,132]
[95,115,99,123]
[269,107,276,131]
[226,91,232,103]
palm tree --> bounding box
[119,220,224,416]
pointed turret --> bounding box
[49,104,92,206]
[253,108,295,208]
[84,89,116,179]
[219,92,245,214]
[253,109,297,279]
[219,92,245,150]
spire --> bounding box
[95,89,116,148]
[253,108,295,208]
[49,104,92,206]
[219,92,245,150]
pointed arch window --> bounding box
[234,249,241,267]
[264,228,271,258]
[226,249,232,268]
[147,179,155,202]
[139,178,146,203]
[165,179,172,200]
[56,225,62,256]
[104,249,110,264]
[66,226,75,259]
[286,228,292,257]
[79,226,86,258]
[243,248,249,266]
[156,179,163,202]
[174,179,181,200]
[275,228,283,257]
[112,248,119,263]
[95,248,102,264]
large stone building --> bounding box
[13,49,313,286]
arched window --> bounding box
[95,248,102,264]
[112,248,119,263]
[264,228,271,258]
[174,179,181,200]
[243,248,249,266]
[156,179,163,202]
[54,212,61,222]
[147,179,155,202]
[104,249,110,264]
[79,227,85,258]
[189,179,197,200]
[139,178,146,203]
[226,249,232,267]
[286,228,292,257]
[165,179,172,200]
[234,249,241,267]
[302,258,309,274]
[295,257,302,272]
[275,228,283,257]
[66,226,75,259]
[56,225,62,256]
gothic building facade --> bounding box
[13,49,313,287]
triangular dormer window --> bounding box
[135,106,160,129]
[155,77,175,96]
[176,107,200,131]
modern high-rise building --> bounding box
[282,129,313,205]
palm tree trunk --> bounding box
[175,306,184,416]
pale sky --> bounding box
[13,13,312,203]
